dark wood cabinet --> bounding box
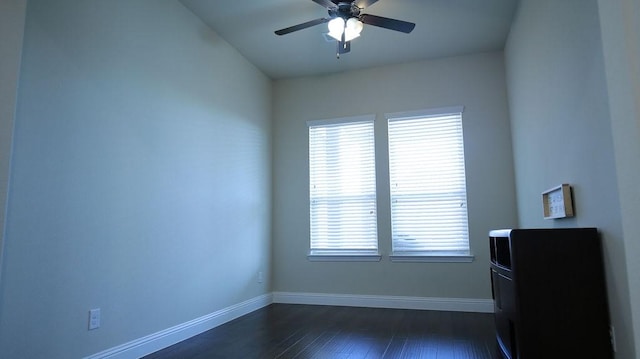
[489,228,612,359]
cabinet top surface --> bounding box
[489,228,598,238]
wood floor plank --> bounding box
[292,330,339,358]
[380,336,406,358]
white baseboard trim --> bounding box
[84,293,273,359]
[272,292,494,313]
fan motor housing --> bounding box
[328,2,361,19]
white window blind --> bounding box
[387,108,470,256]
[308,118,378,255]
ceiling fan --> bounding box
[274,0,415,57]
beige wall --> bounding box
[272,52,518,299]
[0,0,27,278]
[598,0,640,356]
[505,0,636,357]
[0,1,272,357]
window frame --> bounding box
[307,115,381,262]
[385,107,474,263]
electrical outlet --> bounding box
[610,325,617,352]
[88,308,101,330]
[258,271,264,283]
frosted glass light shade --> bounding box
[345,18,364,41]
[327,18,345,41]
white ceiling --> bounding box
[180,0,518,79]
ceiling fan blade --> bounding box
[275,18,330,36]
[311,0,337,9]
[338,40,351,54]
[355,0,379,9]
[360,14,416,33]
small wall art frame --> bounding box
[542,184,574,219]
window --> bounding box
[386,107,471,261]
[308,116,379,261]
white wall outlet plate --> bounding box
[88,308,101,330]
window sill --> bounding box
[389,253,475,263]
[307,252,382,262]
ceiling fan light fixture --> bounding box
[275,0,416,56]
[327,17,345,41]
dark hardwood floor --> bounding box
[144,304,498,359]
